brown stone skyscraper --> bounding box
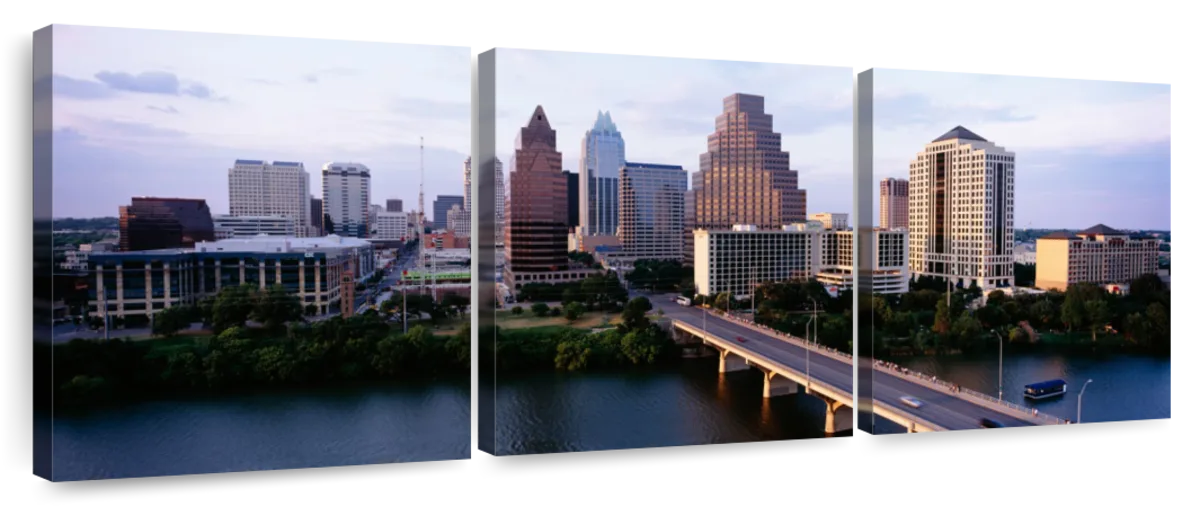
[505,106,574,288]
[694,93,806,231]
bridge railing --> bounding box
[704,309,853,364]
[873,358,1070,425]
[700,307,1065,425]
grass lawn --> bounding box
[497,311,614,330]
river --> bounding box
[50,352,1155,476]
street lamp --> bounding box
[805,313,815,390]
[993,329,1004,400]
[1077,378,1094,423]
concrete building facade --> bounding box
[880,177,910,230]
[505,106,591,289]
[322,162,372,238]
[228,160,312,237]
[694,93,807,232]
[908,126,1014,290]
[1035,224,1160,291]
[694,225,909,297]
[810,212,849,231]
[87,236,369,319]
[213,214,292,239]
[617,162,687,261]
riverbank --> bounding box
[48,304,663,409]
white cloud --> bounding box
[872,69,1169,161]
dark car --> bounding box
[979,418,1004,429]
[736,337,748,343]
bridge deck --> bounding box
[650,294,1066,432]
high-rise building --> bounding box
[694,93,806,231]
[466,157,506,245]
[433,195,464,231]
[1035,225,1159,291]
[447,204,469,238]
[462,157,472,222]
[880,177,910,230]
[618,162,687,261]
[386,199,404,213]
[564,170,580,230]
[374,211,408,240]
[506,106,590,289]
[118,197,215,251]
[322,162,372,238]
[579,111,626,236]
[228,160,312,237]
[683,188,696,265]
[908,126,1015,289]
[310,197,324,236]
[495,159,506,245]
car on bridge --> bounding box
[900,396,924,409]
[736,336,748,343]
[979,418,1004,429]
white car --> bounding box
[900,396,924,409]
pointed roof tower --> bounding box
[932,125,988,143]
[590,110,619,133]
[528,105,551,128]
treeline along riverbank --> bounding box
[37,289,676,408]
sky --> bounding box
[873,69,1170,230]
[494,49,853,217]
[43,25,470,218]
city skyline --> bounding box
[46,25,469,218]
[495,49,853,217]
[873,69,1170,230]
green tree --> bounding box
[564,302,585,322]
[510,306,524,316]
[531,302,550,317]
[1030,298,1056,329]
[549,307,562,317]
[253,284,303,332]
[211,285,258,334]
[152,305,193,338]
[1085,299,1111,342]
[712,292,732,313]
[950,313,983,346]
[933,298,952,335]
[621,296,653,331]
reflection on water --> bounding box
[51,353,1165,475]
[50,382,470,481]
[495,357,842,455]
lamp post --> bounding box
[1077,378,1094,423]
[805,313,815,390]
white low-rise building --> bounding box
[694,225,909,297]
[213,214,293,239]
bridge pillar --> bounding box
[719,350,749,373]
[818,396,852,435]
[763,371,798,398]
[908,422,917,433]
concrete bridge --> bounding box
[652,294,1068,434]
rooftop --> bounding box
[623,162,683,170]
[932,125,988,143]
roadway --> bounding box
[647,293,1045,432]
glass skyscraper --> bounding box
[579,111,626,236]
